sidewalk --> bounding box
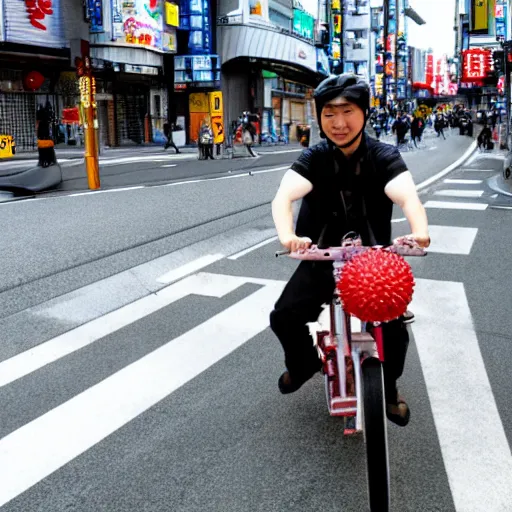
[8,141,304,161]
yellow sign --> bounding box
[331,0,340,10]
[211,115,224,144]
[209,91,223,116]
[473,0,488,31]
[189,93,209,113]
[0,135,15,159]
[208,92,224,143]
[165,2,179,27]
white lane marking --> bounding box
[490,205,512,210]
[161,164,177,168]
[228,236,278,260]
[156,253,224,284]
[427,225,478,255]
[256,148,302,155]
[443,179,482,185]
[411,278,512,512]
[0,273,285,508]
[99,154,195,166]
[434,190,484,198]
[415,141,477,191]
[424,200,488,211]
[459,168,498,172]
[391,217,406,223]
[67,186,145,197]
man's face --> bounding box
[321,96,365,147]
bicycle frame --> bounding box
[317,260,382,433]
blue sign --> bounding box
[89,0,104,33]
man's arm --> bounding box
[384,171,430,247]
[272,170,313,251]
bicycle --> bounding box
[276,235,426,511]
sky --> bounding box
[407,0,457,57]
[300,0,457,58]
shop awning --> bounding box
[91,45,163,69]
[220,25,324,77]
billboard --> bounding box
[3,0,66,47]
[89,0,104,32]
[120,0,163,49]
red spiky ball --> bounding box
[337,249,415,323]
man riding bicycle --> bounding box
[270,74,430,427]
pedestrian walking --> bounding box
[163,122,181,153]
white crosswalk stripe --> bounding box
[1,152,510,511]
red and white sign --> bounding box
[3,0,65,48]
[461,48,492,83]
[496,4,504,18]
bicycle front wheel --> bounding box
[362,357,390,511]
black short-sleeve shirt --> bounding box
[291,134,408,247]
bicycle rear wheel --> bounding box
[361,357,390,511]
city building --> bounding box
[454,0,507,110]
[367,0,424,108]
[216,0,330,141]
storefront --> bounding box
[89,0,178,146]
[0,0,90,150]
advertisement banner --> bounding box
[121,0,163,49]
[4,0,65,47]
[472,0,488,33]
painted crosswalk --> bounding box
[1,151,511,511]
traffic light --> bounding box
[493,50,504,74]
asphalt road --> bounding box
[2,132,511,512]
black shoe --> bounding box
[386,393,411,427]
[278,366,320,394]
[403,310,415,324]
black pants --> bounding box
[164,138,180,153]
[269,261,409,401]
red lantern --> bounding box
[337,250,415,323]
[24,71,45,91]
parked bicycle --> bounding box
[276,234,426,511]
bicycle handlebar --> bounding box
[275,242,427,261]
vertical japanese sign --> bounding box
[111,0,124,38]
[89,0,104,33]
[495,1,506,42]
[471,0,488,33]
[330,0,341,66]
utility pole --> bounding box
[382,0,389,108]
[76,39,100,190]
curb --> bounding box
[416,140,477,192]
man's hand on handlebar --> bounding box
[394,233,431,248]
[280,234,312,253]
